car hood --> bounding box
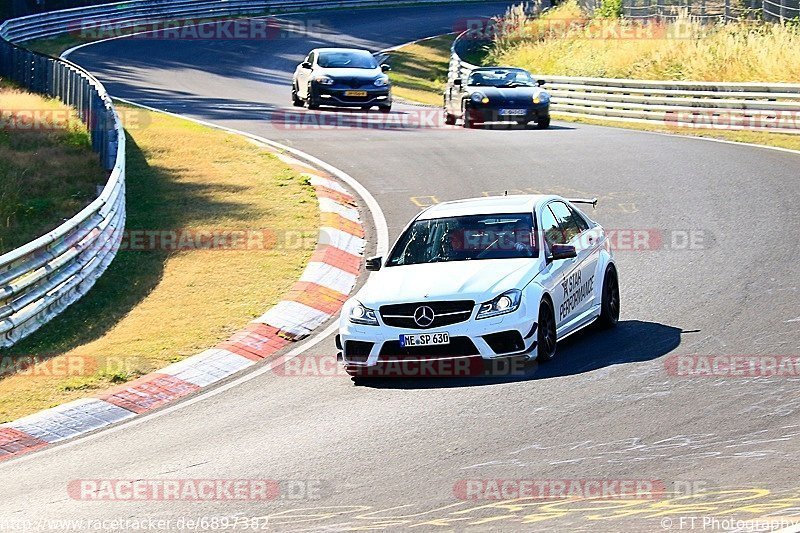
[317,67,382,80]
[468,86,544,103]
[357,258,543,307]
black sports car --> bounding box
[444,67,550,129]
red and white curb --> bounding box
[0,155,365,461]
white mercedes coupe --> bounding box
[336,195,619,376]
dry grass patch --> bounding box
[489,0,800,82]
[0,78,106,252]
[0,104,318,422]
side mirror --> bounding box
[537,79,546,87]
[365,256,383,271]
[548,244,577,262]
[380,64,391,72]
[301,61,312,69]
[453,78,462,86]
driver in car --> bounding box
[498,219,534,256]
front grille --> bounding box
[344,341,373,363]
[336,78,373,89]
[380,300,475,329]
[483,330,525,355]
[379,336,479,358]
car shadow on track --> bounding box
[352,319,683,389]
[471,123,575,131]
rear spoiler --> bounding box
[567,197,598,209]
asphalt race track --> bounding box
[2,3,800,531]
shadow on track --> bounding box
[352,319,684,389]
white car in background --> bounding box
[336,195,620,376]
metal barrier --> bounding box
[0,0,490,348]
[0,27,125,347]
[450,32,800,133]
[1,0,487,43]
[621,0,799,23]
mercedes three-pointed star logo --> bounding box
[413,305,435,327]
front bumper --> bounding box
[465,103,549,123]
[314,84,392,108]
[339,308,539,369]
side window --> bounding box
[308,52,316,65]
[549,201,582,242]
[569,205,590,231]
[541,206,566,247]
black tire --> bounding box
[444,112,457,125]
[536,117,551,129]
[463,107,475,128]
[379,105,392,113]
[361,106,372,111]
[537,297,557,362]
[291,84,304,107]
[306,84,319,110]
[347,368,374,385]
[598,265,620,328]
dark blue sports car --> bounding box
[444,67,550,129]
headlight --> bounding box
[374,77,389,87]
[476,290,522,320]
[471,92,489,104]
[533,92,550,104]
[314,76,335,85]
[349,302,379,326]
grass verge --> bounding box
[0,104,318,422]
[489,0,800,82]
[386,34,454,106]
[383,32,800,151]
[0,79,107,253]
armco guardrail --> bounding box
[450,33,800,133]
[0,0,487,347]
[0,25,125,347]
[1,0,486,43]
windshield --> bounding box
[468,69,536,88]
[317,51,378,69]
[387,213,538,266]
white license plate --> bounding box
[499,109,528,116]
[399,332,450,348]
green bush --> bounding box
[595,0,623,18]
